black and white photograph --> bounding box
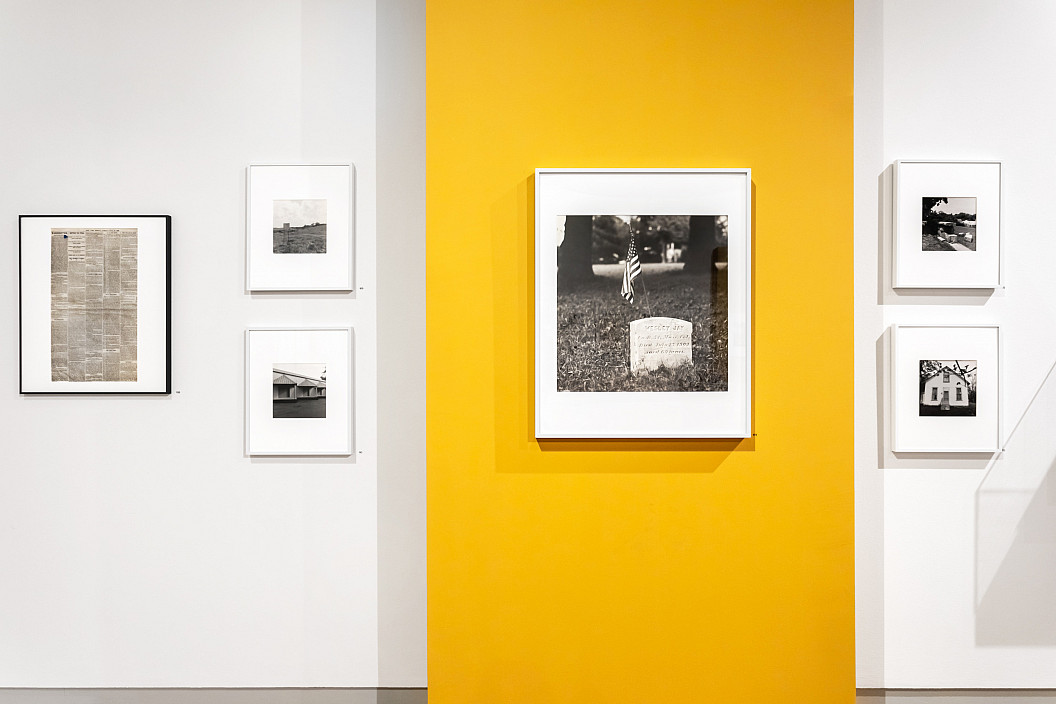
[921,197,976,252]
[919,359,976,416]
[246,164,354,291]
[556,214,727,392]
[893,160,1000,288]
[272,363,326,418]
[273,199,327,254]
[892,325,999,453]
[246,327,352,455]
[535,168,751,438]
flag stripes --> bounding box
[621,233,642,303]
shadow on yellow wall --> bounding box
[512,175,758,469]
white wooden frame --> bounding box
[246,163,355,291]
[893,160,1002,289]
[891,324,1001,453]
[245,327,354,456]
[535,168,752,439]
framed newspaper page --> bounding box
[246,163,355,291]
[245,327,354,456]
[893,160,1002,288]
[535,168,752,438]
[19,215,171,394]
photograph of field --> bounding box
[921,196,976,251]
[556,215,728,392]
[273,199,327,254]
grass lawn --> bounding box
[273,396,327,418]
[274,224,327,254]
[921,232,955,251]
[557,263,727,392]
[918,402,976,417]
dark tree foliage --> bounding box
[630,215,655,261]
[650,215,691,245]
[590,215,692,263]
[922,197,949,235]
[919,359,944,382]
[634,215,689,262]
[591,215,626,263]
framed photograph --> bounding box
[19,215,171,394]
[893,160,1001,288]
[535,168,751,438]
[246,164,355,291]
[245,327,353,455]
[892,325,1000,453]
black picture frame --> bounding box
[19,214,171,394]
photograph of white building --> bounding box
[272,364,326,418]
[919,360,976,416]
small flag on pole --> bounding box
[621,231,642,303]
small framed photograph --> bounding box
[893,160,1001,288]
[246,164,355,291]
[892,325,1000,453]
[535,168,751,438]
[19,215,171,394]
[245,327,353,456]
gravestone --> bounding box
[629,317,692,373]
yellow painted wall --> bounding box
[426,1,853,702]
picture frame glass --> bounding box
[893,325,1000,453]
[536,169,751,438]
[245,327,353,456]
[894,161,1001,288]
[246,164,354,291]
[19,215,170,394]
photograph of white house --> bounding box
[919,359,976,416]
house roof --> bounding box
[273,368,326,385]
[923,366,969,384]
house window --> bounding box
[943,371,950,383]
[956,387,962,401]
[932,387,938,401]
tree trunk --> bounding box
[682,215,718,274]
[557,215,595,288]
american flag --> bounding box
[621,232,642,303]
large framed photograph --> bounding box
[19,215,171,394]
[893,160,1001,288]
[892,325,1000,453]
[245,327,353,456]
[246,164,354,291]
[535,168,751,438]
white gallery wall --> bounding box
[856,0,1056,690]
[0,0,425,689]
